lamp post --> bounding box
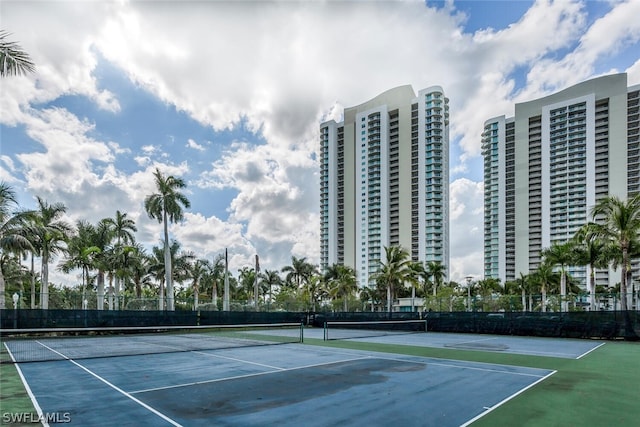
[465,276,473,312]
[12,292,20,329]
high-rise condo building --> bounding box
[320,85,450,287]
[483,73,640,287]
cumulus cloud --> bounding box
[186,138,205,151]
[449,178,484,280]
[16,108,114,194]
[628,58,640,85]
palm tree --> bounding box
[108,244,139,310]
[531,263,559,312]
[101,211,137,310]
[32,197,71,309]
[370,245,412,314]
[127,244,151,299]
[408,261,425,312]
[426,261,447,296]
[303,274,326,312]
[93,219,114,310]
[59,220,100,308]
[238,266,257,304]
[328,264,358,312]
[147,240,194,307]
[282,256,316,289]
[0,31,35,77]
[573,223,609,311]
[590,195,640,340]
[208,253,226,306]
[260,269,282,309]
[0,183,33,309]
[475,277,502,311]
[19,214,41,309]
[358,285,379,312]
[515,273,532,312]
[541,241,574,312]
[189,259,210,310]
[144,168,191,311]
[103,210,137,247]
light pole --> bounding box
[12,292,19,329]
[465,276,473,312]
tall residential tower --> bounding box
[320,85,450,286]
[483,73,640,286]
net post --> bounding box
[300,321,304,343]
[324,321,328,341]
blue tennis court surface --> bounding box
[14,342,553,426]
[301,328,605,359]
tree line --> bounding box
[1,174,639,318]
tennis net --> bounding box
[0,322,303,364]
[323,319,427,341]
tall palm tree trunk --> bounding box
[411,286,415,313]
[626,269,633,310]
[212,280,218,305]
[560,271,567,312]
[114,276,120,310]
[97,271,105,310]
[108,274,113,310]
[0,268,6,309]
[158,280,165,311]
[163,212,173,311]
[387,285,392,314]
[521,289,526,312]
[541,286,547,313]
[589,267,596,311]
[30,254,36,309]
[40,254,49,309]
[620,249,638,340]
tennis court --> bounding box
[307,322,605,359]
[2,325,554,426]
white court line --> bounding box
[402,360,543,377]
[34,341,182,427]
[448,336,500,345]
[190,350,287,370]
[3,342,50,427]
[142,342,286,370]
[130,355,374,394]
[304,345,551,379]
[460,370,557,427]
[576,342,606,359]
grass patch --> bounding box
[0,363,39,426]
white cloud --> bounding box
[449,178,484,281]
[519,0,640,99]
[625,58,640,86]
[1,155,16,172]
[186,138,205,151]
[16,108,113,194]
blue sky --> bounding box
[1,0,639,285]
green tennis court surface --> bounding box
[2,326,639,426]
